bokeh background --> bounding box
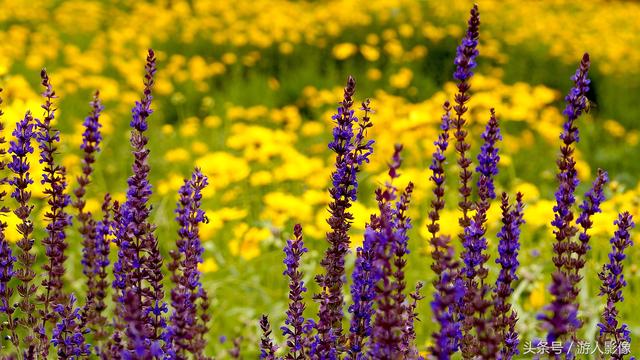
[0,0,639,357]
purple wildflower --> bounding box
[51,295,91,359]
[537,272,580,346]
[36,70,73,354]
[315,78,373,356]
[168,168,209,359]
[476,109,501,200]
[260,315,278,360]
[429,241,464,359]
[281,224,308,360]
[564,169,608,304]
[9,111,38,348]
[367,145,407,359]
[87,194,113,352]
[460,109,502,358]
[597,212,634,360]
[427,101,451,246]
[112,49,169,353]
[493,192,524,359]
[347,217,377,359]
[73,91,103,327]
[452,4,480,230]
[0,89,17,347]
[551,54,591,278]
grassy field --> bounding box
[0,0,639,357]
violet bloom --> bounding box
[168,168,209,359]
[347,220,377,359]
[367,145,408,359]
[452,4,480,229]
[51,295,91,358]
[429,243,464,359]
[460,109,502,358]
[36,71,73,349]
[74,91,103,323]
[493,192,524,359]
[551,54,591,276]
[88,194,113,350]
[260,315,278,360]
[315,78,373,356]
[0,90,17,346]
[8,111,37,348]
[537,272,580,346]
[113,49,169,352]
[280,224,308,360]
[476,109,501,200]
[427,101,451,245]
[567,169,607,301]
[597,212,634,360]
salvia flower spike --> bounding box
[453,4,480,231]
[74,91,104,326]
[492,192,524,359]
[168,168,210,359]
[36,70,74,355]
[0,89,18,348]
[551,53,591,278]
[597,212,634,360]
[9,111,37,348]
[314,75,373,356]
[281,224,308,360]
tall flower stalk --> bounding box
[112,49,169,354]
[0,89,16,349]
[9,111,38,349]
[168,168,210,359]
[492,192,524,359]
[73,91,104,328]
[453,4,480,231]
[281,224,308,360]
[36,70,74,356]
[314,78,373,357]
[597,212,634,360]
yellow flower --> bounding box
[198,258,219,273]
[528,282,546,310]
[204,115,221,128]
[332,43,358,60]
[367,68,382,81]
[164,148,190,163]
[229,226,271,260]
[389,68,413,89]
[360,45,380,62]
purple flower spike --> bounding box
[460,112,501,358]
[452,5,480,231]
[315,77,374,356]
[563,169,608,305]
[493,192,524,359]
[429,240,463,359]
[168,168,210,359]
[476,109,501,200]
[281,224,308,360]
[427,101,451,245]
[51,295,91,359]
[551,54,591,277]
[347,219,377,359]
[9,111,38,348]
[0,89,18,347]
[453,4,480,82]
[112,49,169,354]
[36,70,74,354]
[73,91,104,337]
[597,212,634,360]
[538,272,580,348]
[260,315,278,360]
[367,145,412,359]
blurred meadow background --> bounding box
[1,0,639,357]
